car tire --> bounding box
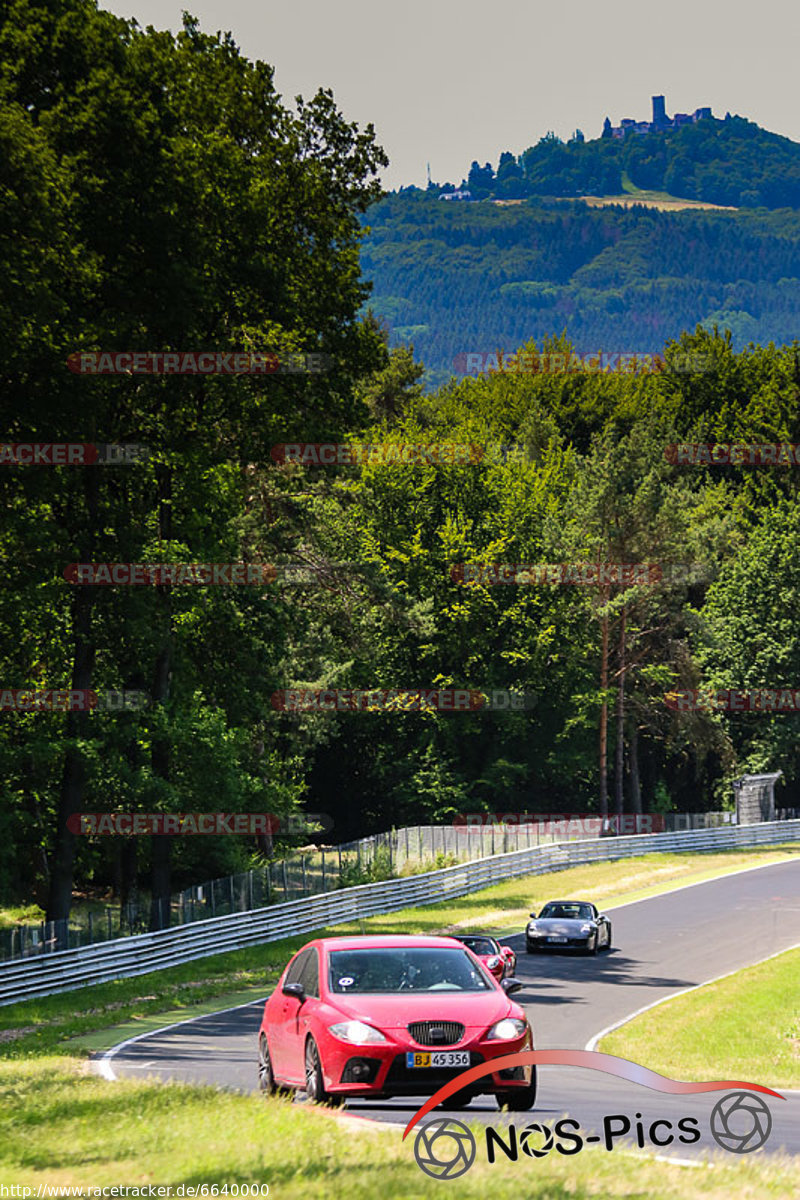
[604,924,613,950]
[496,1067,537,1112]
[526,942,536,954]
[258,1033,278,1096]
[446,1089,473,1109]
[304,1037,338,1105]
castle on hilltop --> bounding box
[603,95,713,140]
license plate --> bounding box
[548,936,568,943]
[406,1051,470,1069]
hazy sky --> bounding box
[105,0,800,190]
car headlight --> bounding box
[487,955,501,969]
[487,1017,527,1040]
[580,923,595,933]
[328,1020,388,1044]
[527,925,545,935]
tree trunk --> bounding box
[629,719,642,816]
[149,827,172,931]
[614,605,627,828]
[46,469,99,928]
[148,464,174,932]
[119,837,138,914]
[599,601,609,823]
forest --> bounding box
[361,193,800,384]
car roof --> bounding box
[454,933,497,940]
[309,935,468,951]
[542,899,594,906]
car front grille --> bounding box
[407,1020,465,1046]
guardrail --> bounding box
[2,813,753,962]
[1,820,797,1007]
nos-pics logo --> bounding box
[405,1051,783,1179]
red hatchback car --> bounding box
[452,934,517,982]
[258,935,536,1110]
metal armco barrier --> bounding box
[1,820,797,1007]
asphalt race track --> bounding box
[101,860,800,1162]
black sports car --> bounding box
[525,900,612,955]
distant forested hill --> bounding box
[454,116,800,209]
[359,193,800,382]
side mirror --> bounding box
[529,911,537,918]
[282,981,305,1001]
[501,977,523,995]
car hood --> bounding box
[531,918,593,933]
[324,990,516,1029]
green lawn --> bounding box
[0,902,46,929]
[602,945,800,1088]
[1,1057,798,1198]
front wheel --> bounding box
[304,1037,329,1103]
[258,1033,277,1096]
[526,942,536,954]
[603,924,613,950]
[496,1067,537,1112]
[305,1037,340,1106]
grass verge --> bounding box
[601,945,800,1088]
[1,1058,798,1197]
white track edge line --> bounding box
[585,938,800,1054]
[93,997,266,1081]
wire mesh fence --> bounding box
[5,809,791,962]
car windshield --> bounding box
[458,937,497,956]
[328,947,494,993]
[539,903,595,920]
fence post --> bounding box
[248,869,254,910]
[321,850,326,891]
[302,856,308,895]
[283,859,289,900]
[88,911,93,945]
[211,884,216,918]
